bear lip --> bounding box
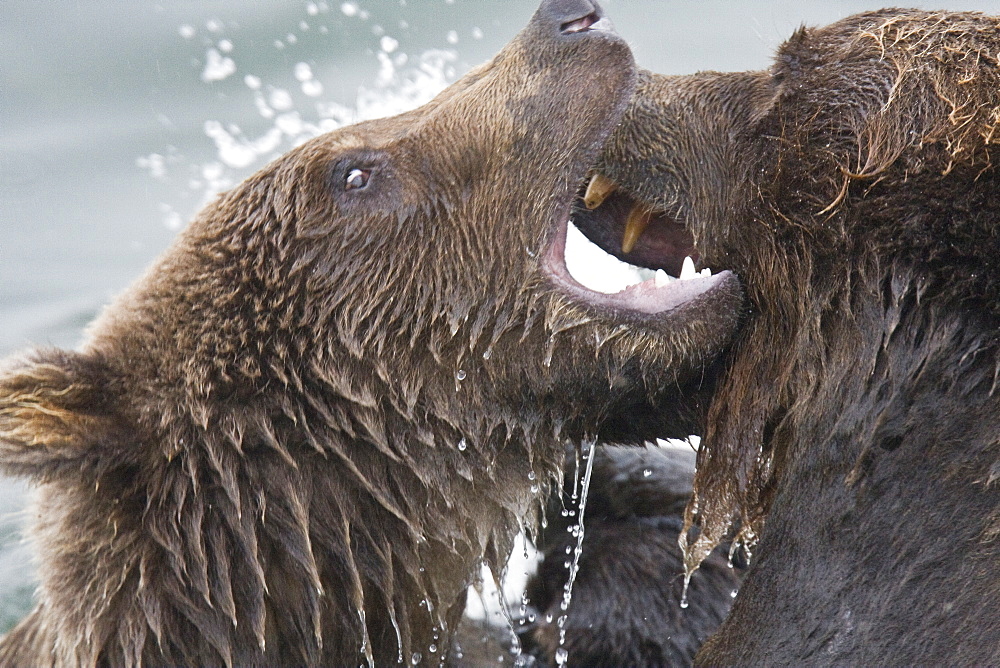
[539,170,743,316]
[542,212,734,315]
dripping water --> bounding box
[570,448,580,503]
[543,336,557,368]
[389,608,404,664]
[358,609,375,668]
[554,439,596,667]
[490,562,523,660]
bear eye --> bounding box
[345,168,371,191]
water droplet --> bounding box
[680,573,691,609]
[643,468,652,477]
[531,484,539,494]
[428,644,437,653]
[528,471,536,480]
[457,438,467,451]
[555,647,569,665]
[456,369,467,381]
[543,338,555,367]
[482,347,493,360]
[410,651,422,665]
[731,589,738,598]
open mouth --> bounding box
[544,172,733,316]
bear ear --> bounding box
[0,350,120,478]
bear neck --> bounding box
[699,266,1000,665]
[152,390,552,666]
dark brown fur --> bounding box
[0,2,746,666]
[580,8,1000,665]
[521,445,742,667]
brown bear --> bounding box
[519,444,743,667]
[574,8,1000,665]
[0,1,744,666]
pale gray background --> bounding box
[1,0,998,630]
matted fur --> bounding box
[521,445,742,667]
[692,6,1000,579]
[586,8,1000,664]
[0,2,746,666]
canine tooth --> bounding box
[680,256,697,280]
[621,204,653,254]
[583,172,617,210]
[654,269,671,287]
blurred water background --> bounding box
[2,0,998,635]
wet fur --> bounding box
[521,445,742,667]
[0,0,752,666]
[597,9,1000,664]
[0,4,750,665]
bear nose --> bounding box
[537,0,607,35]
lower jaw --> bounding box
[543,218,729,317]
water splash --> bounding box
[140,2,460,230]
[201,47,236,82]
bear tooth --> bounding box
[654,269,671,287]
[621,204,653,254]
[583,172,617,210]
[680,256,697,280]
